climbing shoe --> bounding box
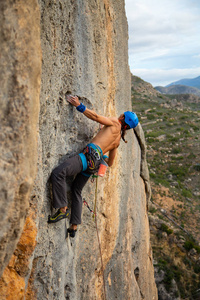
[67,228,77,238]
[48,209,69,223]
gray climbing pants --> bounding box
[50,155,90,224]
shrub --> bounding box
[146,131,165,138]
[156,231,163,240]
[181,223,185,228]
[194,265,200,273]
[149,207,157,214]
[160,223,173,235]
[157,112,163,116]
[191,125,199,131]
[172,147,181,154]
[157,258,182,292]
[194,164,200,171]
[163,269,174,291]
[168,165,188,179]
[171,156,184,161]
[170,137,179,143]
[158,259,167,266]
[173,267,181,282]
[147,114,156,120]
[184,240,200,253]
[183,256,192,268]
[158,214,164,220]
[180,115,188,120]
[150,173,156,179]
[187,153,196,159]
[174,291,180,298]
[182,188,192,198]
[155,178,170,188]
[146,136,155,143]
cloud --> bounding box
[193,54,200,59]
[125,0,200,85]
[127,1,200,54]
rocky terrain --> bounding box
[132,75,200,300]
[0,2,157,300]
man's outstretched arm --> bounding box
[66,95,113,126]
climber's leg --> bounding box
[50,155,83,208]
[48,155,83,223]
[70,173,90,225]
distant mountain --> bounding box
[166,76,200,89]
[155,84,200,96]
[131,75,159,97]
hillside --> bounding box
[132,75,200,300]
[166,76,200,89]
[155,84,200,97]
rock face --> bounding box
[0,1,157,299]
[0,0,41,277]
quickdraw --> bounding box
[83,199,96,216]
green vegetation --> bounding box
[156,257,182,293]
[160,223,173,235]
[131,74,200,299]
[149,206,157,214]
[184,240,200,253]
[182,188,193,198]
[172,147,181,154]
[132,74,200,206]
[194,163,200,171]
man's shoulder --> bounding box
[109,117,119,124]
[105,117,121,130]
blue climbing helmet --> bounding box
[124,111,139,129]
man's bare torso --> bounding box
[91,117,121,154]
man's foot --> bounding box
[67,227,77,238]
[48,209,69,223]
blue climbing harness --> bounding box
[79,143,103,176]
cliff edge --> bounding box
[0,1,157,299]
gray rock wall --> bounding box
[0,0,41,277]
[0,1,157,299]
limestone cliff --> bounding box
[0,0,41,278]
[0,1,157,299]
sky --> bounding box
[125,0,200,87]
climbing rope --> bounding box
[94,176,107,300]
[93,175,98,221]
[84,175,107,300]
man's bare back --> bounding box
[91,117,121,154]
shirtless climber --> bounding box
[48,95,139,237]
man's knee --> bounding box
[50,167,63,182]
[71,181,83,196]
